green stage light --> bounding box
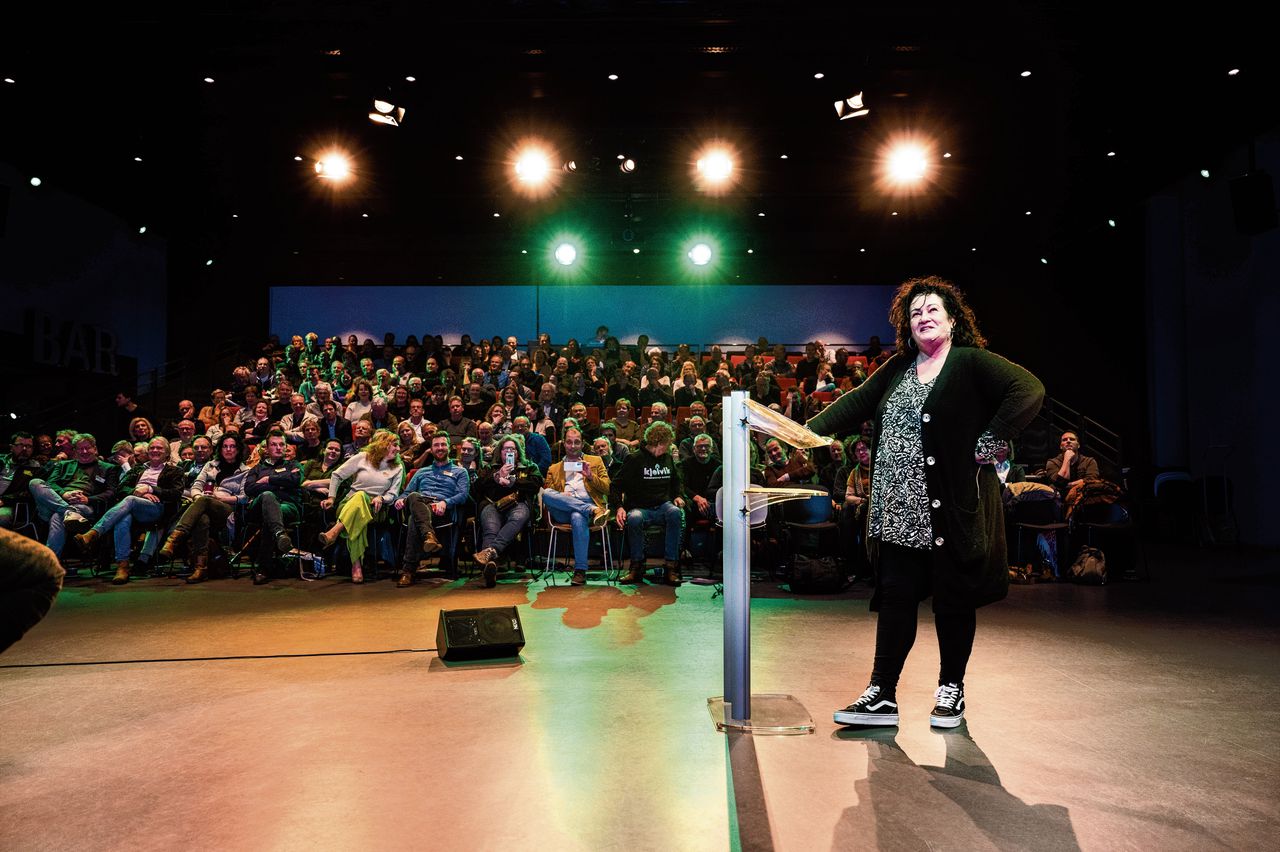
[689,243,713,266]
[555,243,577,266]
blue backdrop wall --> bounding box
[270,284,897,347]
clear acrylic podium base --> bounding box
[707,694,815,735]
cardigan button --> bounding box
[925,456,936,466]
[931,498,941,508]
[934,536,945,547]
[922,413,932,423]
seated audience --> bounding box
[319,429,404,585]
[0,432,45,529]
[29,434,121,561]
[160,433,250,583]
[540,426,611,586]
[395,434,469,586]
[473,435,543,587]
[610,421,685,586]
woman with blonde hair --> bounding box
[127,416,155,443]
[319,429,404,584]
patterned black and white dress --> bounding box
[868,365,936,550]
[869,364,1008,550]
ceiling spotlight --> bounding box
[455,155,464,161]
[1228,68,1240,76]
[514,148,552,185]
[943,152,952,158]
[554,243,578,266]
[1020,70,1032,77]
[206,259,214,266]
[620,158,636,173]
[521,249,528,254]
[405,76,416,82]
[493,212,501,218]
[138,226,147,234]
[632,248,640,254]
[202,77,214,84]
[30,176,41,186]
[314,153,351,180]
[232,214,238,218]
[886,143,929,183]
[369,98,406,127]
[780,154,789,159]
[747,249,754,254]
[859,248,866,253]
[814,72,825,79]
[1025,210,1032,215]
[361,213,369,218]
[1107,219,1117,227]
[294,156,303,162]
[134,156,143,162]
[1107,151,1116,157]
[834,92,869,120]
[688,243,713,266]
[1040,258,1048,264]
[971,247,977,251]
[608,74,619,81]
[696,149,734,184]
[564,160,577,172]
[757,212,765,217]
[1200,169,1211,178]
[891,211,899,216]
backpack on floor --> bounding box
[1070,546,1107,585]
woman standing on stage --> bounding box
[808,276,1043,729]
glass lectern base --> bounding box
[707,694,815,735]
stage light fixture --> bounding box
[138,226,147,234]
[1108,219,1117,227]
[834,92,869,120]
[555,243,578,266]
[134,157,142,162]
[1200,169,1211,178]
[206,259,214,266]
[608,74,619,81]
[513,146,553,187]
[780,154,789,159]
[885,143,929,184]
[294,156,303,162]
[814,72,825,79]
[620,158,636,173]
[405,76,416,82]
[315,153,351,180]
[202,77,214,84]
[30,176,41,186]
[564,160,577,172]
[1107,151,1116,157]
[455,155,464,161]
[369,98,406,127]
[1040,258,1048,264]
[689,243,713,266]
[1021,70,1032,77]
[696,148,734,186]
[943,152,952,158]
[1228,68,1240,76]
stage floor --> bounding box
[3,554,1278,851]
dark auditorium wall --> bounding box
[1145,132,1280,547]
[1,162,167,423]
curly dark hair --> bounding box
[889,276,987,352]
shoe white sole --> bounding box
[929,712,965,728]
[834,710,899,726]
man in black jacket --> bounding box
[610,421,685,586]
[243,431,302,584]
[0,432,45,530]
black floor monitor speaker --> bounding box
[436,606,526,661]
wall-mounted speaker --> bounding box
[436,606,526,662]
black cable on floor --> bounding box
[0,647,438,669]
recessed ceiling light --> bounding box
[891,212,898,216]
[747,249,754,254]
[1026,210,1032,216]
[971,247,977,251]
[521,249,528,254]
[1040,258,1048,264]
[780,154,788,159]
[138,226,147,234]
[859,248,866,253]
[29,177,41,187]
[361,213,369,218]
[757,212,765,217]
[134,156,143,162]
[1227,68,1240,76]
[405,76,416,82]
[202,77,214,84]
[814,72,825,79]
[232,214,238,218]
[4,77,16,84]
[1107,151,1116,157]
[1020,70,1032,77]
[1107,219,1117,227]
[1200,169,1211,178]
[294,156,303,161]
[632,248,640,254]
[455,155,464,161]
[608,74,618,81]
[943,152,952,158]
[617,154,625,160]
[206,259,214,266]
[493,212,500,218]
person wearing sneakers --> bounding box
[473,435,543,588]
[809,276,1044,730]
[610,420,685,586]
[394,433,469,587]
[242,431,304,585]
[541,426,611,586]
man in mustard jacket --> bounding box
[540,426,610,586]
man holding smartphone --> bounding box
[541,427,611,586]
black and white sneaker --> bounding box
[930,682,965,728]
[834,684,899,726]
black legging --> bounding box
[869,541,977,695]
